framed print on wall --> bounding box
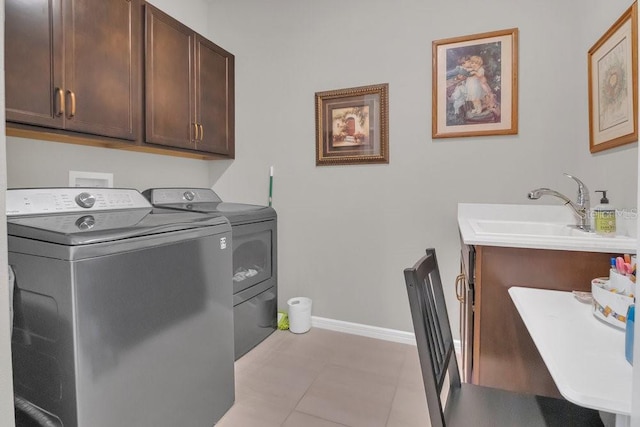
[315,83,389,166]
[432,28,519,138]
[588,2,638,153]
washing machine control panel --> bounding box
[144,188,222,204]
[7,188,152,216]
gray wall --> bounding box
[206,0,638,335]
[5,1,637,338]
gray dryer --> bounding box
[143,188,277,360]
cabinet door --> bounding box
[64,0,141,140]
[195,35,234,156]
[474,246,616,397]
[5,0,64,128]
[145,4,195,150]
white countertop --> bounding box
[509,286,632,416]
[458,203,637,253]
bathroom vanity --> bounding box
[458,203,636,397]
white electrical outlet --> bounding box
[69,171,114,188]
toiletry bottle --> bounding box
[626,304,634,365]
[594,190,616,236]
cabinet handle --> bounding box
[455,274,465,303]
[55,88,64,117]
[198,124,204,141]
[66,90,76,119]
[193,123,199,142]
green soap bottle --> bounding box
[594,190,616,236]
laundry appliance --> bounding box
[143,188,277,359]
[8,188,235,427]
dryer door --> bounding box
[232,219,276,294]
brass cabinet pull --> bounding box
[455,274,465,303]
[67,90,76,118]
[193,123,199,142]
[55,88,64,117]
[198,124,204,141]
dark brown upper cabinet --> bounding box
[5,0,141,141]
[145,4,235,157]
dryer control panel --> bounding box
[7,188,152,216]
[143,188,222,204]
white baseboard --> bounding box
[311,315,462,354]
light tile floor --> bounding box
[216,328,429,427]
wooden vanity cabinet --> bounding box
[5,0,141,141]
[145,4,234,156]
[469,245,615,397]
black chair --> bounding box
[403,248,604,427]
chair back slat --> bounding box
[404,248,461,427]
[420,261,445,373]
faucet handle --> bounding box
[564,173,590,206]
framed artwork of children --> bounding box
[315,83,389,166]
[432,28,519,138]
[588,2,638,153]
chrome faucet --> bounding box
[527,173,591,231]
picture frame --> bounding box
[432,28,519,138]
[588,2,638,153]
[315,83,389,166]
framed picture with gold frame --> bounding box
[432,28,518,138]
[315,83,389,166]
[588,2,638,153]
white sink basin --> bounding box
[470,219,589,237]
[458,203,637,253]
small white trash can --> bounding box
[287,297,312,334]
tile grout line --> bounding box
[383,345,414,427]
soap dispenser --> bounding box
[594,190,616,236]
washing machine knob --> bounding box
[183,191,195,201]
[75,192,96,208]
[75,215,96,230]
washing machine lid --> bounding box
[7,188,230,245]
